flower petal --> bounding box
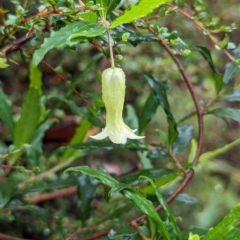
[108,130,127,144]
[90,129,108,140]
[123,124,145,140]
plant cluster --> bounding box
[0,0,240,239]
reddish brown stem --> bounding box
[0,233,32,240]
[148,27,204,167]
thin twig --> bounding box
[26,186,77,203]
[43,61,94,109]
[168,150,187,175]
[168,3,238,64]
[0,233,32,240]
[81,230,109,240]
[18,157,75,189]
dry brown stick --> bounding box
[0,233,32,240]
[26,186,77,204]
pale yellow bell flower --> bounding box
[90,67,145,144]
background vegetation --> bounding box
[0,0,240,239]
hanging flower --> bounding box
[90,67,145,144]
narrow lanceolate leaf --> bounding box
[96,0,122,19]
[0,180,17,208]
[64,166,119,187]
[30,61,42,91]
[173,124,194,155]
[204,203,240,240]
[60,118,91,163]
[221,90,240,102]
[14,87,41,147]
[145,74,178,146]
[139,91,159,134]
[140,176,181,240]
[195,46,223,93]
[200,137,240,162]
[222,44,240,84]
[123,190,171,240]
[0,88,15,137]
[209,107,240,123]
[110,0,172,28]
[33,21,107,66]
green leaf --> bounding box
[64,166,119,187]
[76,174,98,223]
[223,44,240,84]
[139,91,159,134]
[49,95,87,116]
[209,107,240,123]
[26,119,56,165]
[0,180,17,208]
[195,46,223,93]
[70,141,146,151]
[78,11,98,22]
[123,190,171,240]
[0,88,15,137]
[110,0,172,28]
[14,87,41,147]
[140,176,181,240]
[204,203,240,240]
[181,228,208,240]
[33,21,107,66]
[145,74,178,146]
[173,124,194,155]
[102,204,133,221]
[120,168,175,184]
[221,90,240,102]
[112,27,158,47]
[0,58,9,68]
[174,193,198,205]
[30,62,42,91]
[108,226,138,239]
[120,168,179,195]
[142,173,179,195]
[147,149,170,160]
[109,182,133,196]
[221,229,240,240]
[96,0,122,19]
[61,118,91,163]
[200,137,240,162]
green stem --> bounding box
[107,29,115,68]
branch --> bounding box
[26,186,77,204]
[168,3,238,64]
[0,233,32,240]
[148,27,204,167]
